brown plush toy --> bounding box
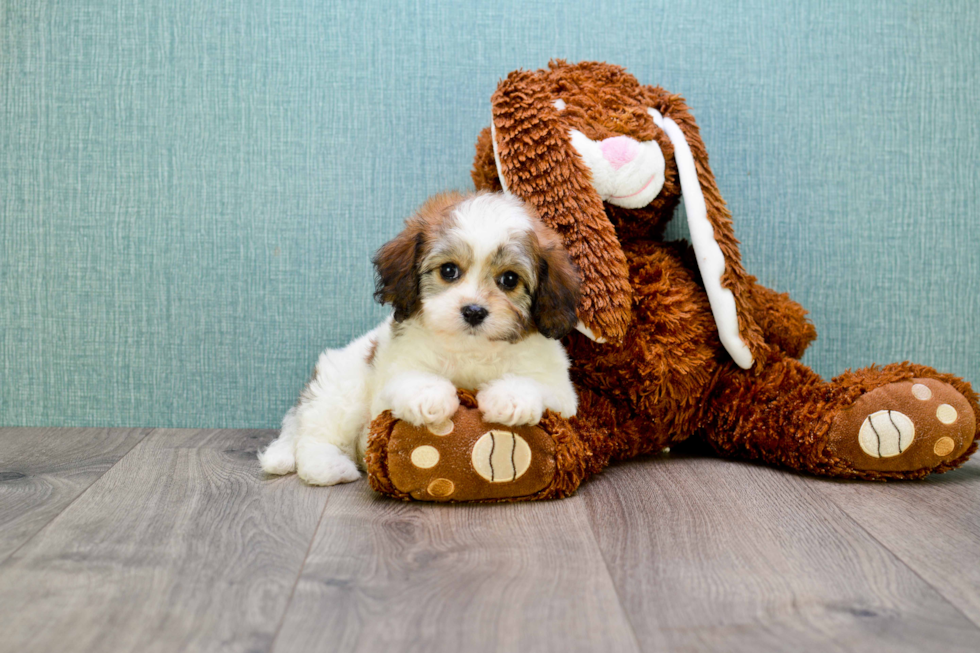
[366,60,978,502]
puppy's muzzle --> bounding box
[461,304,488,326]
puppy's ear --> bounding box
[373,220,423,322]
[532,240,582,340]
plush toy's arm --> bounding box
[366,388,595,503]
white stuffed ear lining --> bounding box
[490,117,511,195]
[648,108,754,369]
[574,320,607,343]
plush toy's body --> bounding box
[366,61,977,501]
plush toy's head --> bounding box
[473,60,760,368]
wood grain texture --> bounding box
[2,428,978,653]
[0,429,327,653]
[810,457,980,626]
[0,427,146,562]
[272,481,640,653]
[582,454,980,652]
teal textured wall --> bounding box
[2,0,978,428]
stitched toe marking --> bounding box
[934,437,955,457]
[410,445,440,468]
[428,420,454,436]
[936,404,958,425]
[427,478,455,497]
[858,410,915,458]
[911,383,933,400]
[472,431,532,482]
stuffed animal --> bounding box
[366,60,977,502]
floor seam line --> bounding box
[807,482,980,631]
[0,427,152,567]
[268,490,332,652]
[577,487,645,653]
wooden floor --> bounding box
[0,428,978,652]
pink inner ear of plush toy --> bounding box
[600,136,639,169]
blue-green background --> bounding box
[2,0,978,428]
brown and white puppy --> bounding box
[259,191,581,486]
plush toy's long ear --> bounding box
[472,127,503,193]
[490,71,633,343]
[645,88,766,369]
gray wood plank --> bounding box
[809,457,980,626]
[0,427,146,562]
[272,481,640,653]
[581,454,980,653]
[0,429,327,653]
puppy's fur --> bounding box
[259,192,581,486]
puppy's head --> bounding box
[373,191,580,342]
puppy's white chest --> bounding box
[437,347,511,390]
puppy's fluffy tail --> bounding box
[258,406,300,475]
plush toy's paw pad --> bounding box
[471,430,533,482]
[385,403,557,501]
[828,378,976,472]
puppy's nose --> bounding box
[600,135,639,170]
[461,304,488,326]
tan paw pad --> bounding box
[410,445,440,468]
[936,404,957,425]
[934,437,955,457]
[911,383,932,400]
[857,410,914,458]
[428,420,454,436]
[427,478,455,498]
[471,430,532,482]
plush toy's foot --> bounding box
[703,357,978,480]
[827,378,976,474]
[384,410,557,502]
[366,391,590,502]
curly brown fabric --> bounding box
[491,67,634,342]
[364,410,411,501]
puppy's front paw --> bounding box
[392,378,460,428]
[258,438,296,475]
[478,378,544,426]
[295,440,361,486]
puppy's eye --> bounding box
[497,271,520,290]
[439,263,460,281]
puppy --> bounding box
[258,191,581,486]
